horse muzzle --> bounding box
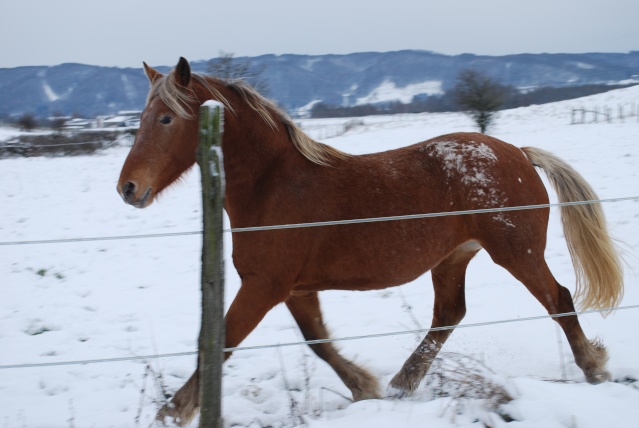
[118,181,153,208]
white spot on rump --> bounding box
[493,214,516,227]
[426,139,507,207]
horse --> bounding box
[117,57,624,426]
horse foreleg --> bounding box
[156,279,289,426]
[156,368,200,427]
[389,246,477,397]
[286,291,381,401]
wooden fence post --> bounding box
[196,101,225,428]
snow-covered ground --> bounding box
[0,127,49,143]
[1,87,638,427]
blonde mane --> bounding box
[149,71,350,166]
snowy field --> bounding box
[1,86,638,427]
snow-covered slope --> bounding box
[1,86,638,427]
[3,50,639,117]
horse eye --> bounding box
[160,116,173,125]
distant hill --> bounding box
[1,50,638,118]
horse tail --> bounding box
[521,146,624,312]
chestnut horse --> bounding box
[118,58,623,426]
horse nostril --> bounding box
[122,181,137,200]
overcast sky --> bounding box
[2,0,638,68]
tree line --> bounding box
[312,79,635,120]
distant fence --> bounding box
[0,129,133,158]
[571,103,639,124]
[299,119,365,140]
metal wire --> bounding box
[1,195,637,246]
[1,304,637,371]
[1,195,637,371]
[226,195,639,233]
[0,231,202,246]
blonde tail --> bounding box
[521,147,624,312]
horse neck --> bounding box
[194,80,298,202]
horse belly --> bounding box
[294,218,463,292]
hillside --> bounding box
[1,50,638,118]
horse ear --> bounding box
[143,62,163,83]
[174,57,191,87]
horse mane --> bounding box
[149,70,350,166]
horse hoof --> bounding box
[155,403,196,427]
[385,385,409,399]
[586,370,611,384]
[388,371,419,398]
[352,389,383,401]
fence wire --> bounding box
[1,304,638,371]
[1,195,638,246]
[1,194,638,372]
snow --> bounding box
[0,127,24,142]
[426,140,497,181]
[421,140,507,209]
[41,80,73,102]
[300,58,321,72]
[42,81,61,102]
[355,79,443,105]
[294,99,323,118]
[1,86,639,427]
[575,62,595,70]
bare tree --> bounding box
[452,69,509,133]
[17,113,38,131]
[208,51,269,95]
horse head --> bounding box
[117,57,200,208]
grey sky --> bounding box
[2,0,638,68]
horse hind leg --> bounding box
[389,243,480,396]
[286,291,381,401]
[484,242,610,383]
[554,284,610,382]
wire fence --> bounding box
[2,304,638,371]
[571,103,639,124]
[1,195,638,246]
[1,193,638,374]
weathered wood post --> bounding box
[196,101,225,428]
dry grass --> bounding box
[424,352,514,413]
